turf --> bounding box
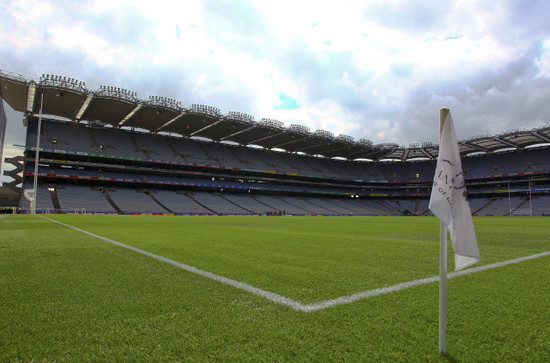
[0,214,549,361]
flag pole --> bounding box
[438,107,450,354]
[31,92,44,215]
[439,220,447,353]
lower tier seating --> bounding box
[21,183,550,216]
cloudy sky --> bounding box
[2,0,550,178]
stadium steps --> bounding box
[489,155,500,175]
[48,186,62,213]
[101,189,123,214]
[472,198,497,215]
[520,150,531,171]
[89,128,98,148]
[415,200,429,216]
[510,198,530,215]
[186,193,217,214]
[130,134,151,158]
[303,198,341,215]
[336,199,368,215]
[249,195,284,214]
[392,200,414,216]
[146,191,174,213]
[381,200,401,214]
[218,194,255,214]
[130,134,140,153]
[197,143,217,163]
[165,138,178,158]
[279,197,316,215]
[41,122,49,145]
[165,138,187,162]
[376,200,395,214]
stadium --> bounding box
[1,69,550,361]
[1,70,549,216]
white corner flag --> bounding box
[429,109,480,271]
[429,108,480,354]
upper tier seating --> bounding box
[30,120,550,181]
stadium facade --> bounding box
[1,70,549,216]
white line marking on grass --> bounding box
[42,216,550,312]
[303,250,550,312]
[41,216,308,311]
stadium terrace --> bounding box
[1,69,550,215]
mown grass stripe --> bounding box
[303,250,550,311]
[42,216,550,313]
[41,216,307,311]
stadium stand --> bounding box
[190,192,252,215]
[105,188,167,214]
[530,196,550,215]
[151,190,213,214]
[56,185,116,213]
[19,182,55,212]
[2,70,548,216]
[17,117,550,216]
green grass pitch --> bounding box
[1,214,549,361]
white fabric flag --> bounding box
[429,112,480,270]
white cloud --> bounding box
[1,0,550,155]
[536,38,550,78]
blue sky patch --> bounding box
[274,93,301,110]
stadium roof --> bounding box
[2,69,550,161]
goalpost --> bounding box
[508,180,533,216]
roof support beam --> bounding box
[156,112,186,132]
[294,141,325,153]
[190,118,223,137]
[419,148,434,159]
[312,144,350,156]
[220,125,257,141]
[75,94,94,121]
[531,130,550,143]
[341,149,372,160]
[496,136,520,149]
[118,104,142,126]
[273,135,310,149]
[463,141,488,152]
[25,82,37,114]
[375,149,400,161]
[248,130,285,145]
